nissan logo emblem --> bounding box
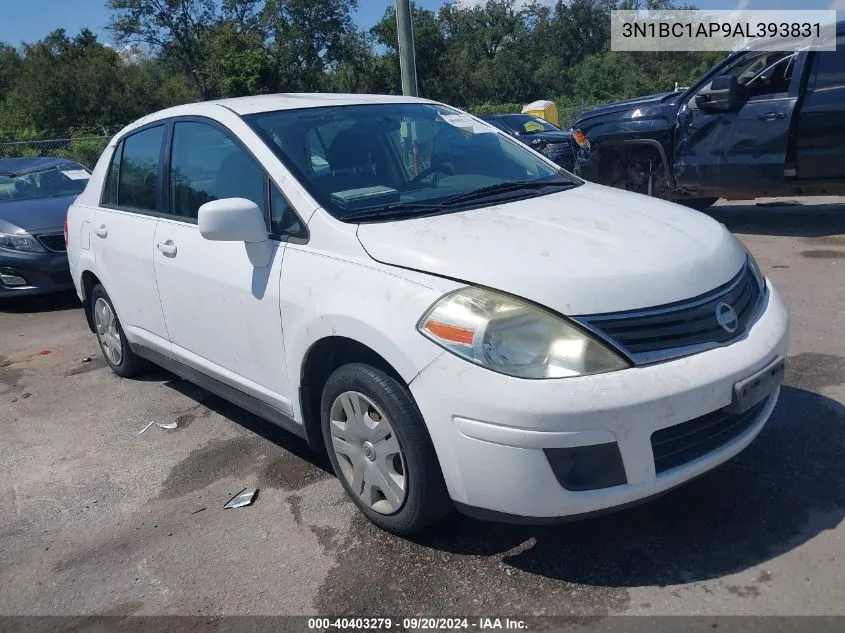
[715,301,739,333]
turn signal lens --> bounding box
[572,128,589,147]
[423,320,475,345]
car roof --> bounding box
[114,92,441,142]
[0,156,81,175]
[210,92,437,115]
[139,92,437,122]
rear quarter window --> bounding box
[103,142,123,206]
[117,125,165,211]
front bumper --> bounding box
[537,141,576,172]
[0,248,73,299]
[409,282,789,520]
[573,143,601,182]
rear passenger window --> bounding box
[103,141,122,205]
[118,126,164,211]
[808,46,845,91]
[169,121,265,220]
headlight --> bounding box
[0,232,45,253]
[733,235,766,294]
[418,287,630,379]
[746,251,766,294]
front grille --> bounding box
[37,233,66,252]
[573,261,765,364]
[651,397,770,474]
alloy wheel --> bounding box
[93,297,123,366]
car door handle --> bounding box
[94,225,108,238]
[759,112,787,122]
[156,241,177,257]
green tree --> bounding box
[108,0,218,98]
[262,0,360,92]
[371,3,448,99]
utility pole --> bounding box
[395,0,418,97]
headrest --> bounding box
[326,129,371,171]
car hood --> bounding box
[356,183,745,315]
[574,92,679,125]
[0,195,77,233]
[520,130,572,144]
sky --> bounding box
[0,0,838,47]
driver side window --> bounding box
[740,52,795,99]
[692,52,795,108]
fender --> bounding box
[279,243,461,425]
[572,91,683,190]
[616,138,676,190]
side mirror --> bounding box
[695,75,746,112]
[198,198,267,243]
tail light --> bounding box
[64,218,69,246]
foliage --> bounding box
[0,0,729,141]
[470,102,524,116]
[0,28,198,136]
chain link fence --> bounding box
[0,134,113,169]
[0,100,602,170]
[469,101,607,128]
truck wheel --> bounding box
[320,363,452,535]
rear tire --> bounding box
[90,284,147,378]
[320,362,452,535]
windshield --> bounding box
[498,115,560,134]
[0,165,89,203]
[245,103,579,221]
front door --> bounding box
[152,120,293,413]
[795,41,845,181]
[674,51,799,196]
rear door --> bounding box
[674,51,799,195]
[152,118,299,414]
[93,124,171,355]
[794,41,845,180]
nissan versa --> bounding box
[67,94,789,534]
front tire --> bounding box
[90,284,147,378]
[320,363,451,535]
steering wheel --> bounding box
[409,160,456,185]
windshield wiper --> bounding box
[440,178,576,205]
[340,201,447,223]
[6,166,60,178]
[340,179,577,223]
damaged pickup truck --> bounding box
[572,23,845,210]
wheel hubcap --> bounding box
[329,391,407,515]
[93,297,122,366]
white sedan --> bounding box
[67,93,789,534]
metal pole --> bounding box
[395,0,418,97]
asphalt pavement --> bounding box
[1,197,843,618]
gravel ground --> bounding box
[1,197,843,619]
